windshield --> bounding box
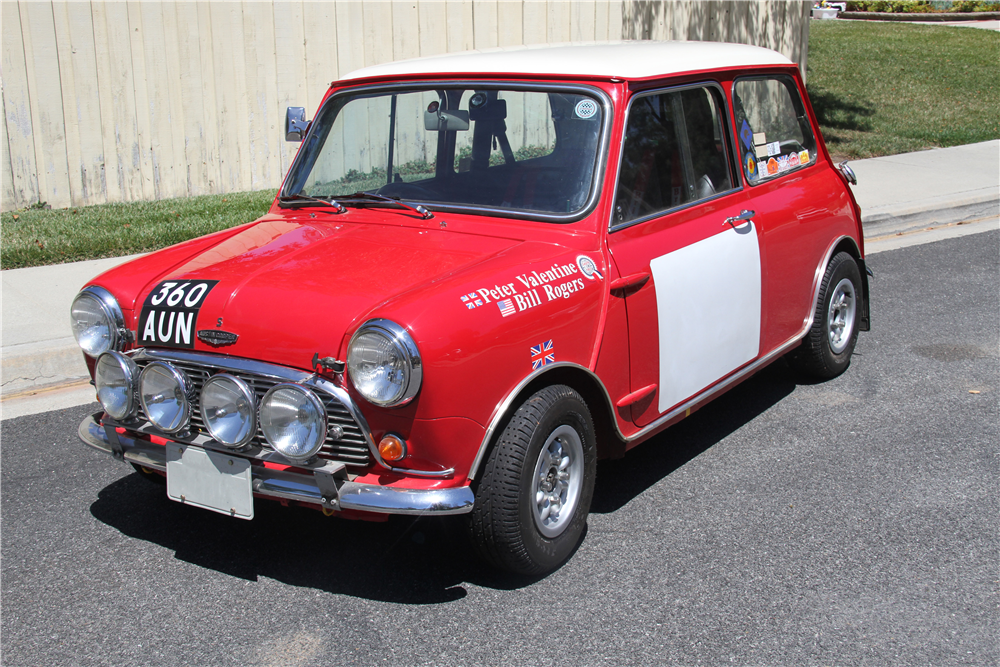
[282,85,606,219]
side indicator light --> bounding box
[378,434,407,463]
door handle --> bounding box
[609,272,650,297]
[724,209,755,228]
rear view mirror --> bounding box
[285,107,309,142]
[424,109,470,132]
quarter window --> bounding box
[732,76,817,184]
[614,86,734,226]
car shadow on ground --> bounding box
[89,360,799,603]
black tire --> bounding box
[130,462,166,484]
[468,385,596,575]
[789,251,862,379]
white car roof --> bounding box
[341,41,794,82]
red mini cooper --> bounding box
[72,41,869,575]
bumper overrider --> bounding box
[80,414,474,515]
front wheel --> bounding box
[468,385,596,575]
[789,251,862,379]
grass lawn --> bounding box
[2,20,998,269]
[807,20,1000,159]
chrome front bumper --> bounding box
[79,413,474,516]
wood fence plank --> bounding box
[522,1,546,45]
[125,1,156,200]
[447,0,474,53]
[2,1,39,208]
[243,2,281,191]
[546,1,571,43]
[571,0,597,41]
[418,1,448,56]
[273,0,307,178]
[173,2,208,196]
[20,1,72,207]
[209,2,252,193]
[472,0,499,49]
[496,0,523,47]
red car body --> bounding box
[74,42,868,574]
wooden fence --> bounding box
[1,1,811,211]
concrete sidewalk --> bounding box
[2,141,998,415]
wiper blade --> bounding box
[336,191,433,220]
[277,193,346,214]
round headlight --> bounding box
[259,384,327,462]
[94,352,138,420]
[347,319,422,407]
[139,362,192,433]
[70,287,124,357]
[201,374,257,448]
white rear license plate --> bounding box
[166,444,253,519]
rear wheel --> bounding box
[468,385,596,575]
[789,251,862,379]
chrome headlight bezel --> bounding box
[139,361,193,434]
[347,319,422,408]
[94,351,139,421]
[70,286,127,357]
[259,383,328,462]
[200,373,258,448]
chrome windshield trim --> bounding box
[79,413,473,516]
[282,79,613,224]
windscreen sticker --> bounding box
[746,154,758,180]
[766,158,779,175]
[799,150,810,164]
[766,141,781,157]
[574,100,598,119]
[138,280,219,349]
[458,257,602,318]
[530,340,555,370]
[789,152,801,167]
[777,155,790,172]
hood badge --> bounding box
[197,329,239,346]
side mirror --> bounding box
[285,107,309,142]
[423,109,470,132]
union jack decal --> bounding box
[460,292,483,309]
[530,339,555,370]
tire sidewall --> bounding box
[515,391,597,571]
[819,254,862,373]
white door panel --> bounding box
[650,224,762,413]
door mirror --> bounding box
[285,107,309,142]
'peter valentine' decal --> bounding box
[138,280,219,349]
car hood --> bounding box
[117,215,523,368]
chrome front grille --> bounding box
[133,355,372,467]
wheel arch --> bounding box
[466,362,623,484]
[810,235,870,334]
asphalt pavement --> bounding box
[1,140,998,419]
[3,229,996,666]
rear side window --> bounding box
[732,76,817,184]
[613,85,735,227]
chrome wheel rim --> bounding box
[531,424,584,538]
[827,278,856,355]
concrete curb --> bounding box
[839,11,1000,21]
[861,189,1000,236]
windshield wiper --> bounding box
[277,192,346,214]
[335,191,433,220]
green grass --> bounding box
[3,21,998,269]
[807,20,1000,159]
[1,190,275,269]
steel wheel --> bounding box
[531,424,584,538]
[826,277,857,355]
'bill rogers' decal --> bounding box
[461,256,603,318]
[138,280,219,349]
[531,340,554,370]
